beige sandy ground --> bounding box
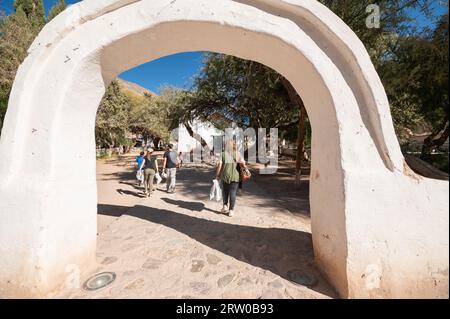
[52,154,337,299]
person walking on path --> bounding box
[135,151,145,186]
[178,152,184,168]
[216,140,246,217]
[162,144,179,193]
[139,149,158,197]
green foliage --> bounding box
[128,90,170,143]
[96,148,113,159]
[14,0,45,30]
[155,86,188,134]
[48,0,66,22]
[0,0,69,132]
[0,8,37,129]
[95,80,131,148]
[321,0,448,161]
[379,13,449,150]
[319,0,431,63]
[95,81,173,149]
[180,0,443,147]
[0,95,7,131]
[186,53,299,131]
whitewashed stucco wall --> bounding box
[0,0,447,298]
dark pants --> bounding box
[222,181,239,210]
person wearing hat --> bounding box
[162,143,179,193]
[139,148,158,197]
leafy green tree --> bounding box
[95,80,131,149]
[1,0,69,132]
[185,0,444,178]
[380,13,448,157]
[323,0,448,157]
[13,0,45,30]
[319,0,431,63]
[96,81,173,152]
[420,13,449,157]
[191,53,296,129]
[128,91,170,149]
[48,0,66,22]
[0,7,36,129]
[186,53,310,181]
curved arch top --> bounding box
[2,0,404,173]
[0,0,447,299]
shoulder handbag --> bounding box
[240,164,251,182]
[237,153,251,182]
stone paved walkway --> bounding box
[54,157,337,299]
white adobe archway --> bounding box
[0,0,448,298]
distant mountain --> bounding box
[117,78,157,97]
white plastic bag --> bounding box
[209,179,222,201]
[215,181,222,201]
[209,181,215,200]
[136,170,144,183]
[155,172,162,185]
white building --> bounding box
[176,119,224,155]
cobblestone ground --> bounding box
[53,157,337,299]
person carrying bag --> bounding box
[216,140,248,217]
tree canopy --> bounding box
[188,53,297,130]
[13,0,45,30]
[95,80,131,148]
[95,82,176,150]
[174,0,448,162]
[0,0,66,129]
[47,0,66,22]
[380,13,449,155]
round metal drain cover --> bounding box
[287,270,318,287]
[83,272,116,291]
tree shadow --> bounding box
[97,170,136,182]
[172,165,311,218]
[118,180,143,191]
[116,189,145,198]
[97,203,338,298]
[161,197,221,214]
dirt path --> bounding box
[96,152,165,232]
[96,155,139,232]
[54,155,337,299]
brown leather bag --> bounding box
[237,153,251,182]
[239,163,251,182]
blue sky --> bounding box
[120,52,204,94]
[405,1,448,31]
[1,0,448,94]
[0,0,80,14]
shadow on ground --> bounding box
[160,197,221,214]
[97,203,337,298]
[172,165,311,218]
[96,162,335,297]
[99,161,311,217]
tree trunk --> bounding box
[185,122,211,157]
[421,120,449,159]
[153,137,161,150]
[295,104,307,183]
[281,77,307,184]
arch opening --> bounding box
[92,18,351,295]
[0,0,447,299]
[92,49,332,298]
